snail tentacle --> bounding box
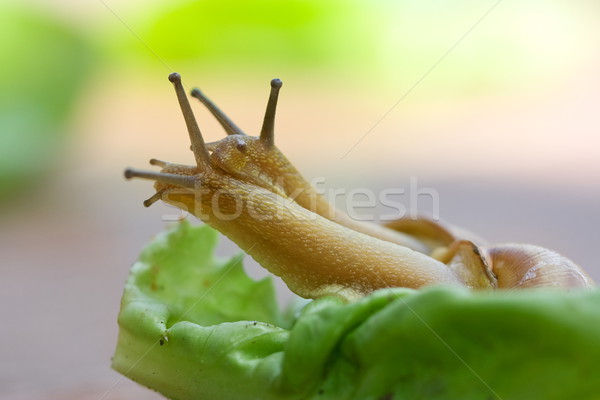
[191,88,246,136]
[142,190,164,208]
[168,73,211,168]
[149,158,169,167]
[124,168,196,189]
[259,79,282,148]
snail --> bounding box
[124,73,595,301]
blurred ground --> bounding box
[1,1,599,398]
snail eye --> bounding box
[236,142,248,153]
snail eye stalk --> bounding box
[168,73,211,169]
[259,79,283,148]
[124,168,196,189]
[190,88,246,136]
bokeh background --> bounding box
[1,0,599,398]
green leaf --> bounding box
[113,222,600,399]
[113,221,287,399]
[121,221,283,327]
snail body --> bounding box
[125,73,594,300]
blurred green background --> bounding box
[1,0,599,398]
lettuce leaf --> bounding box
[113,222,600,399]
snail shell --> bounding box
[489,244,594,289]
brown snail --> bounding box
[124,73,595,301]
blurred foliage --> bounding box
[110,0,377,76]
[0,5,94,203]
[105,0,596,92]
[370,1,591,94]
